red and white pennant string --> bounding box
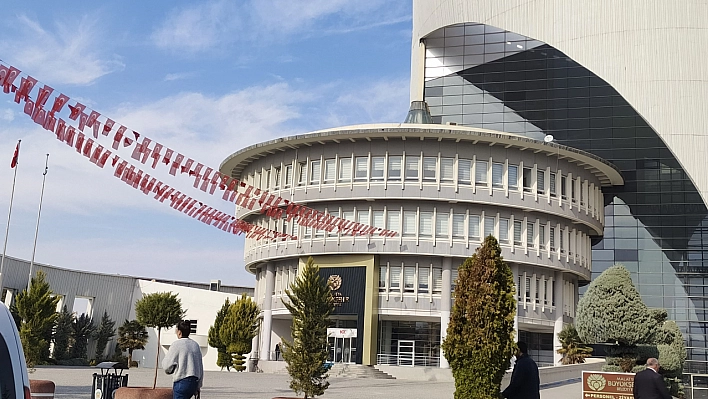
[0,61,399,239]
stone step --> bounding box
[327,364,396,379]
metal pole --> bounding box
[0,139,21,300]
[27,154,49,292]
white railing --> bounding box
[684,373,708,399]
[376,354,440,368]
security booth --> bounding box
[92,362,128,399]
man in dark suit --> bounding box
[502,341,540,399]
[633,358,672,399]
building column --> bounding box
[261,263,275,361]
[511,264,519,341]
[553,271,565,365]
[440,258,452,369]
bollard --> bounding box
[29,380,55,399]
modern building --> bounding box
[409,0,708,373]
[0,256,253,371]
[219,123,622,367]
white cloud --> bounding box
[0,14,124,85]
[163,72,195,82]
[151,0,410,53]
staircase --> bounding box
[327,363,396,379]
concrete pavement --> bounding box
[30,366,583,399]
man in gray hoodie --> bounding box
[163,320,204,399]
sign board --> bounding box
[327,328,357,339]
[582,371,635,398]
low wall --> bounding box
[376,359,606,384]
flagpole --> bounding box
[0,139,21,300]
[27,154,49,293]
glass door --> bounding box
[398,340,415,366]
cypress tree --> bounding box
[208,298,232,370]
[219,295,259,371]
[135,292,185,389]
[71,313,97,359]
[441,235,517,399]
[93,310,116,361]
[282,257,334,399]
[53,305,74,361]
[15,270,60,368]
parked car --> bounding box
[0,301,30,398]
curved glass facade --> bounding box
[422,22,708,373]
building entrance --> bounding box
[397,340,415,366]
[327,328,357,363]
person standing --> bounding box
[633,358,672,399]
[501,341,540,399]
[275,343,281,361]
[163,320,204,399]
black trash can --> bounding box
[92,362,128,399]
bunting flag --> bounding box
[10,140,19,168]
[0,60,399,239]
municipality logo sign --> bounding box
[586,374,607,391]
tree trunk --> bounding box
[153,328,161,389]
[128,350,133,368]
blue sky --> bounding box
[0,1,412,286]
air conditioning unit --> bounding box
[209,280,221,292]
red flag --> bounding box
[10,141,19,168]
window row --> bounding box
[246,154,602,219]
[515,272,575,316]
[249,207,592,267]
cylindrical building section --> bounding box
[221,123,622,368]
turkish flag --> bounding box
[10,141,19,168]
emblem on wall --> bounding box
[328,274,342,291]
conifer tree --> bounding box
[53,305,74,360]
[208,298,232,370]
[117,319,149,368]
[282,257,334,399]
[219,295,259,371]
[15,270,60,367]
[71,313,97,359]
[575,265,657,371]
[441,235,517,399]
[93,310,116,361]
[135,292,185,388]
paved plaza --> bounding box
[31,366,582,399]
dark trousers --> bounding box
[173,376,199,399]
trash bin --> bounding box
[92,362,128,399]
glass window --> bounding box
[390,266,401,290]
[371,157,385,181]
[543,279,549,305]
[423,157,437,181]
[508,165,518,189]
[387,209,401,231]
[273,168,280,188]
[513,220,522,246]
[484,216,495,238]
[284,164,293,188]
[327,209,338,237]
[540,225,546,250]
[475,160,488,185]
[373,211,384,230]
[441,158,454,182]
[265,170,271,189]
[432,268,443,293]
[324,159,336,183]
[405,156,420,180]
[452,214,465,239]
[525,277,531,301]
[537,170,545,194]
[436,212,449,238]
[418,267,430,294]
[527,222,535,248]
[550,227,556,251]
[469,215,480,240]
[0,334,17,399]
[404,266,415,292]
[451,269,459,292]
[549,172,557,197]
[499,218,509,243]
[561,175,567,199]
[535,278,541,303]
[402,211,416,237]
[560,229,566,253]
[523,167,532,192]
[458,159,471,184]
[388,156,402,181]
[379,265,387,291]
[492,163,504,188]
[419,212,433,237]
[310,160,321,184]
[357,208,369,225]
[339,158,352,183]
[355,157,368,180]
[298,162,307,185]
[571,179,577,203]
[342,210,355,222]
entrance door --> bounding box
[326,328,357,364]
[397,340,415,366]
